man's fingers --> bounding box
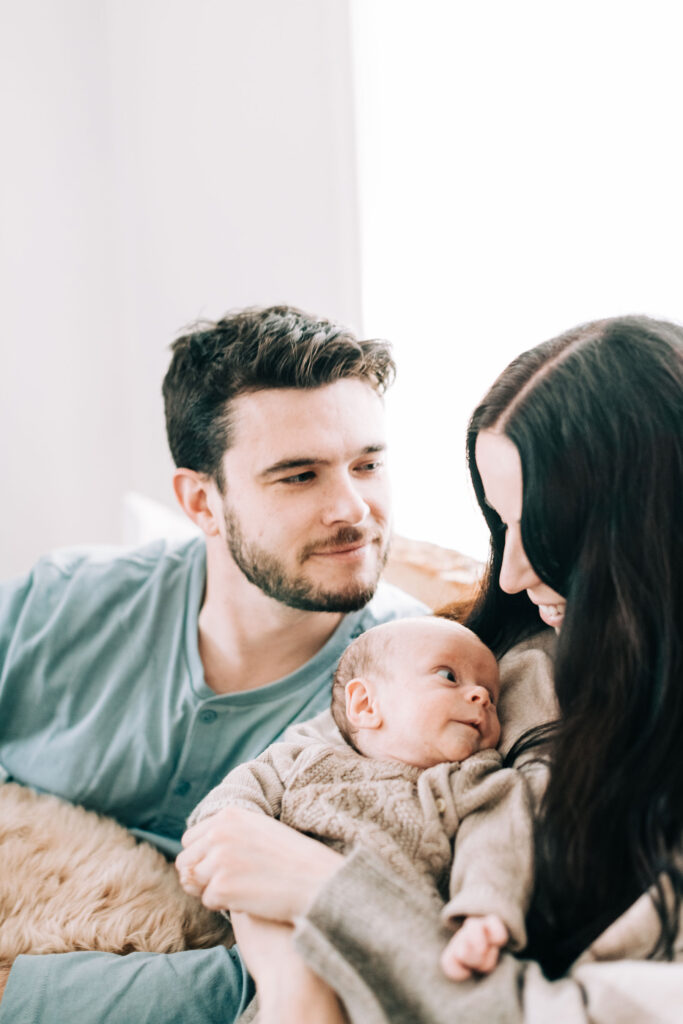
[176,838,208,876]
[176,862,203,897]
[180,813,220,847]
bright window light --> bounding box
[351,0,683,560]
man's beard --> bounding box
[223,505,389,612]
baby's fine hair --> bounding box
[331,625,393,748]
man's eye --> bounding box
[436,668,456,682]
[355,460,383,473]
[280,471,315,484]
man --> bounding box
[0,305,426,1022]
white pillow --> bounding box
[121,492,200,547]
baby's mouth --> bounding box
[460,719,482,733]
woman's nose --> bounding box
[499,524,541,594]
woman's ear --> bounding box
[173,469,222,538]
[346,677,383,730]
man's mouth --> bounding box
[302,531,380,561]
[320,542,368,554]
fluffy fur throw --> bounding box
[0,783,231,977]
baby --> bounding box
[179,616,533,1013]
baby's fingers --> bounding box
[480,913,509,949]
[440,915,508,981]
[440,936,473,981]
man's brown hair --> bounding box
[163,305,395,491]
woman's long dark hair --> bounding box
[466,315,683,976]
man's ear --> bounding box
[173,469,222,538]
[346,677,383,730]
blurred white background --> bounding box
[2,0,682,577]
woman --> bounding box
[179,315,683,1023]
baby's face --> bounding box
[371,618,501,769]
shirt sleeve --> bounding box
[0,945,254,1024]
[0,569,33,673]
[292,845,683,1024]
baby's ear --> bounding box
[346,677,383,730]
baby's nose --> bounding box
[465,685,490,707]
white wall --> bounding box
[6,1,681,578]
[0,0,361,577]
[351,0,683,561]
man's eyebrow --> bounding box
[259,444,386,479]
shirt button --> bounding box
[435,797,447,814]
[199,709,218,723]
[173,780,191,796]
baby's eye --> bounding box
[436,668,456,682]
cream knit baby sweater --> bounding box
[189,737,534,950]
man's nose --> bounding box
[320,475,369,526]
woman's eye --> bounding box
[437,668,456,682]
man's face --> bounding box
[218,380,392,612]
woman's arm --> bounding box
[293,844,683,1024]
[294,845,527,1024]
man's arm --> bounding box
[0,945,253,1024]
[0,564,254,1023]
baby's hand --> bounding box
[440,914,509,981]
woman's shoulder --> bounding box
[498,629,559,757]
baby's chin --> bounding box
[405,738,496,770]
[367,726,499,769]
[439,726,499,765]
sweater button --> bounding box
[435,797,447,814]
[199,709,218,723]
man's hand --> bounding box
[176,806,343,921]
[440,914,509,981]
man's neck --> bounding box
[198,550,346,696]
